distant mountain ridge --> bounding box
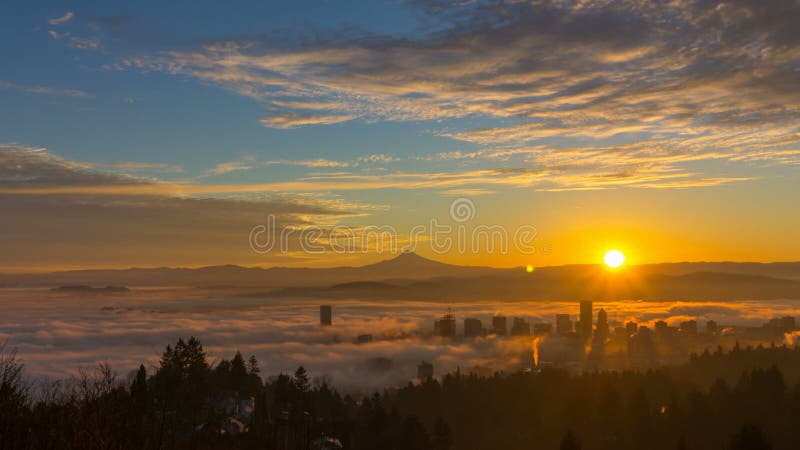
[2,253,800,301]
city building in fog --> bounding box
[706,320,718,334]
[533,323,552,336]
[417,361,433,379]
[580,301,593,340]
[766,316,797,331]
[492,316,508,336]
[434,311,456,338]
[680,320,698,334]
[655,320,668,331]
[626,321,639,334]
[320,305,332,326]
[356,334,373,344]
[555,314,572,335]
[464,318,483,338]
[596,308,609,337]
[511,317,531,336]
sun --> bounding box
[603,249,626,269]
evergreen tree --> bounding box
[560,430,581,450]
[294,366,310,392]
[432,416,453,450]
[729,425,772,450]
[247,355,260,374]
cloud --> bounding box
[48,30,102,51]
[0,145,365,268]
[0,80,90,98]
[115,0,800,186]
[260,113,356,129]
[209,161,254,175]
[263,158,351,168]
[3,294,796,391]
[48,11,74,26]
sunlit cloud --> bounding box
[48,11,74,26]
[0,80,90,98]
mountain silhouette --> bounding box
[2,254,800,301]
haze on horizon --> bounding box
[2,0,800,272]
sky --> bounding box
[1,0,799,271]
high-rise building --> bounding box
[555,314,572,335]
[434,311,456,338]
[464,318,483,338]
[596,308,609,337]
[492,315,508,336]
[626,321,639,334]
[320,305,332,326]
[510,317,531,336]
[680,320,698,334]
[580,301,593,340]
[417,361,434,379]
[654,320,668,331]
[533,323,552,336]
[706,320,718,334]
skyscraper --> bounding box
[320,305,332,326]
[434,311,456,338]
[580,301,593,340]
[510,317,531,336]
[492,315,508,336]
[555,314,572,335]
[464,318,483,338]
[596,308,609,337]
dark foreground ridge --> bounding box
[3,338,800,449]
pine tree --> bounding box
[247,355,260,374]
[729,425,772,450]
[294,366,310,392]
[560,430,581,450]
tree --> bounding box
[729,425,772,450]
[560,430,581,450]
[294,366,310,392]
[247,355,260,374]
[432,416,453,450]
[130,364,148,412]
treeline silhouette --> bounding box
[3,339,800,449]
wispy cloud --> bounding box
[116,0,800,181]
[260,113,356,129]
[0,80,90,98]
[48,30,102,51]
[263,158,350,168]
[48,11,74,26]
[208,161,254,175]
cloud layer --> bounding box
[3,288,799,392]
[109,0,800,190]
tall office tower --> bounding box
[320,305,332,326]
[596,308,609,337]
[492,315,508,336]
[510,317,531,336]
[434,311,457,338]
[579,300,593,340]
[706,320,718,334]
[626,321,639,334]
[680,320,698,334]
[555,314,572,335]
[464,318,483,338]
[533,323,552,336]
